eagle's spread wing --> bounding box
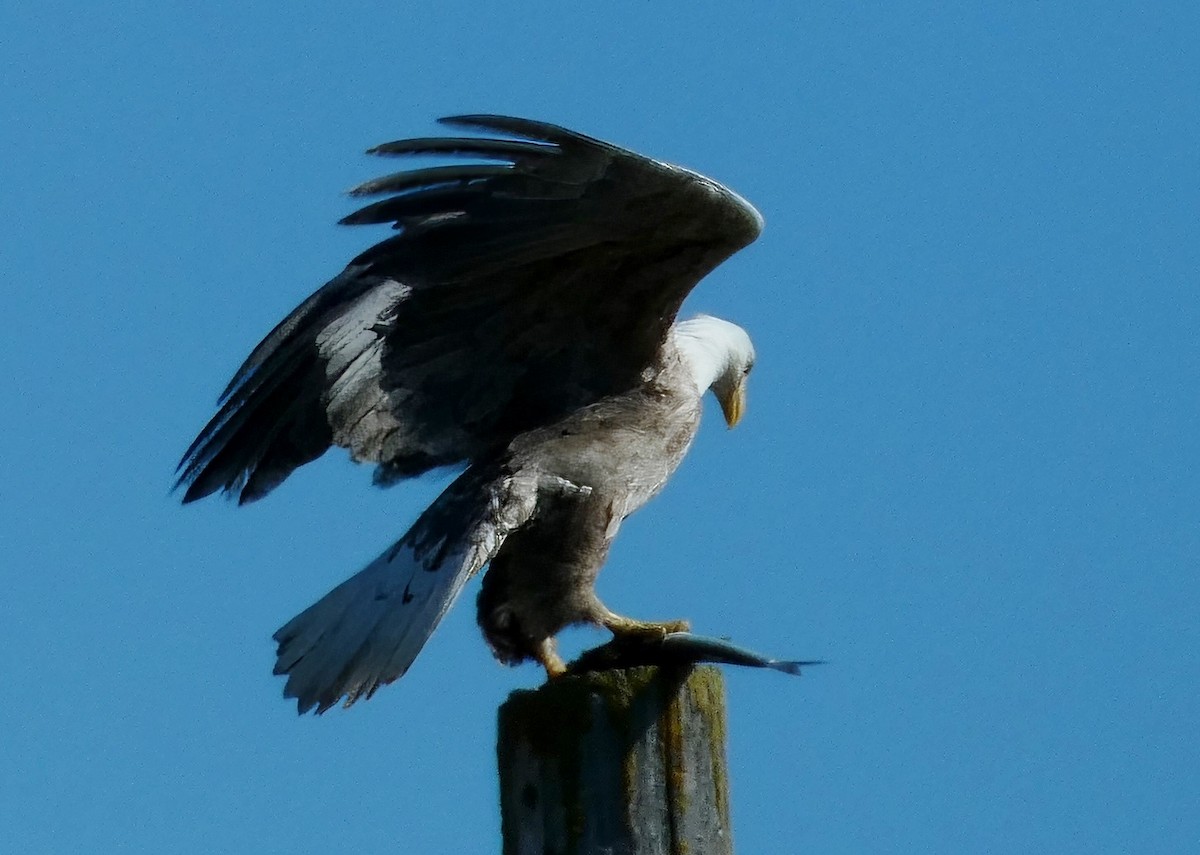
[272,465,538,714]
[176,116,761,503]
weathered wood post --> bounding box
[497,665,732,855]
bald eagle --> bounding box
[177,116,762,714]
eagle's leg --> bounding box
[599,611,691,640]
[535,637,567,679]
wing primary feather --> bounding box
[337,193,474,228]
[176,333,319,496]
[215,270,375,405]
[346,164,513,198]
[437,115,605,148]
[366,137,558,160]
[176,359,309,498]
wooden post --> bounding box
[497,665,732,855]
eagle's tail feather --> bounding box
[271,466,536,714]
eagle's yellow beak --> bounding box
[718,377,746,428]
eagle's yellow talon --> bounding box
[603,614,691,640]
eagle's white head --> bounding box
[672,315,756,427]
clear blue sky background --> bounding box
[3,3,1197,852]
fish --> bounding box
[566,631,824,676]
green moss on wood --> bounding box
[690,667,731,826]
[498,665,729,855]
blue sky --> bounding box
[3,2,1197,852]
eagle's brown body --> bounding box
[478,340,703,673]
